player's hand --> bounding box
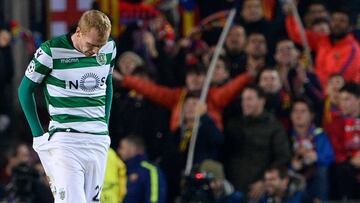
[33,132,50,151]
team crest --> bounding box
[96,53,107,65]
[59,188,65,200]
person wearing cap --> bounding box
[199,159,244,203]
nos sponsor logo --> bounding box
[68,73,106,92]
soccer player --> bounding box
[18,10,116,202]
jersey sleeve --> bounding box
[109,41,117,75]
[25,42,53,84]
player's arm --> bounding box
[18,78,44,136]
[105,75,113,124]
[18,43,52,137]
[105,43,116,124]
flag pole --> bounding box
[184,8,237,176]
[288,0,313,69]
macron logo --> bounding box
[61,58,79,63]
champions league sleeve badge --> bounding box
[26,60,36,74]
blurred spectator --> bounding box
[245,32,268,73]
[236,0,279,53]
[0,143,52,203]
[323,75,347,163]
[115,13,178,86]
[324,74,345,116]
[117,63,256,132]
[224,25,247,77]
[116,51,144,75]
[274,38,323,123]
[3,162,53,203]
[101,148,127,203]
[285,6,360,87]
[334,82,360,200]
[171,93,224,165]
[224,85,291,201]
[290,98,334,201]
[169,37,210,86]
[274,39,323,117]
[274,38,300,90]
[211,55,231,86]
[117,12,175,57]
[259,165,312,203]
[310,18,330,34]
[161,92,224,202]
[142,30,183,86]
[110,66,170,161]
[33,161,48,187]
[258,68,291,130]
[0,29,14,136]
[183,159,244,203]
[118,135,167,203]
[0,143,31,187]
[303,1,330,28]
[202,45,225,68]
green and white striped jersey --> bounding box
[24,34,116,135]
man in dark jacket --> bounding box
[258,68,292,130]
[118,135,167,203]
[224,85,291,201]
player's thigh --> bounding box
[84,146,109,202]
[33,133,56,192]
[51,147,87,203]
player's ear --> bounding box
[75,27,81,37]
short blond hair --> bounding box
[78,10,111,40]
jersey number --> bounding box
[92,185,101,202]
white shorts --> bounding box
[33,132,110,203]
